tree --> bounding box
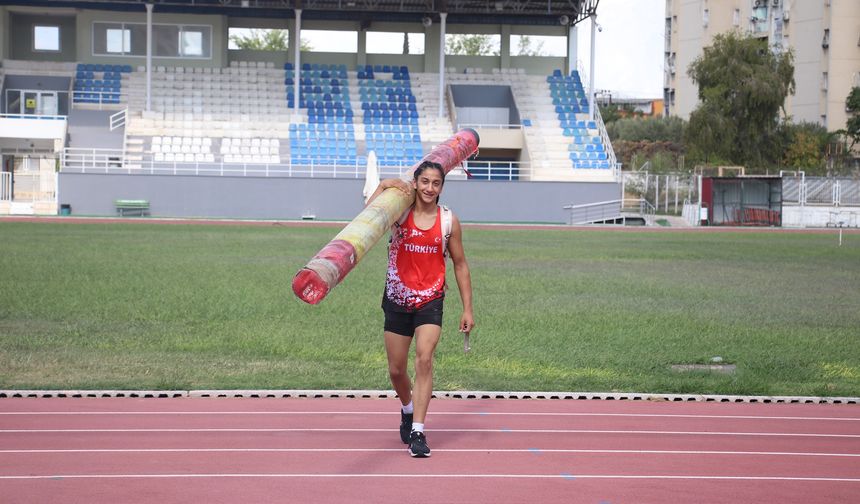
[605,116,687,173]
[230,29,313,52]
[446,34,499,56]
[685,31,795,171]
[515,35,546,57]
[781,121,828,175]
[844,86,860,149]
[606,116,685,143]
[599,103,632,123]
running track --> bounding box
[1,398,858,503]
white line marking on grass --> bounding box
[1,448,858,457]
[1,411,857,421]
[0,473,858,482]
[2,428,858,438]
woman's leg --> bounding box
[384,331,413,406]
[412,324,442,424]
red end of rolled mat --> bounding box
[292,268,329,305]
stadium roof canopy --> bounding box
[0,0,600,27]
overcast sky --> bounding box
[230,0,666,99]
[578,0,666,99]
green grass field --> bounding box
[1,221,858,397]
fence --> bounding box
[60,148,537,181]
[109,109,127,131]
[622,171,699,214]
[2,171,57,202]
[0,172,10,201]
[563,198,655,226]
[782,177,860,206]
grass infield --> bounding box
[0,221,858,397]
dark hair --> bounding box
[413,161,445,184]
[413,161,445,204]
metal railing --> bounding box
[72,90,124,109]
[1,171,56,202]
[456,123,524,130]
[682,199,702,226]
[0,113,67,121]
[60,148,555,182]
[592,103,620,178]
[109,108,127,131]
[563,198,655,226]
[782,177,860,206]
[0,172,11,201]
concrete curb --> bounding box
[0,390,857,404]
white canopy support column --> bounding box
[567,24,577,76]
[145,2,153,112]
[438,12,447,118]
[588,14,597,122]
[293,8,302,119]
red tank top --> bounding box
[384,207,446,310]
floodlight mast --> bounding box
[293,9,302,120]
[589,13,596,121]
[438,12,447,119]
[145,3,153,112]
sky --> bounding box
[579,0,666,99]
[229,0,666,99]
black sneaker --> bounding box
[408,431,431,458]
[400,411,413,444]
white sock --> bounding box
[411,422,424,433]
[401,401,414,414]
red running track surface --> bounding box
[1,398,858,503]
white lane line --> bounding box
[0,473,858,482]
[1,428,858,438]
[1,448,858,457]
[1,411,857,421]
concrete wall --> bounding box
[75,9,228,68]
[451,84,520,125]
[57,173,620,224]
[825,0,860,133]
[0,7,8,60]
[782,205,860,228]
[4,75,70,91]
[2,5,573,76]
[9,12,77,62]
[789,1,826,125]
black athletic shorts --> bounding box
[382,297,444,337]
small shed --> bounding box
[701,177,782,226]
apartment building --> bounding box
[664,0,860,132]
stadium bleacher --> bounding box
[547,69,611,170]
[73,63,131,105]
[286,63,357,165]
[358,65,423,167]
[61,55,617,178]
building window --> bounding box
[181,29,203,57]
[106,27,131,54]
[34,25,60,52]
[733,9,741,27]
[93,21,210,58]
[703,9,710,27]
[822,29,830,48]
[301,30,357,53]
[227,28,289,51]
[445,34,501,56]
[822,72,828,91]
[510,35,566,57]
[367,32,426,55]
